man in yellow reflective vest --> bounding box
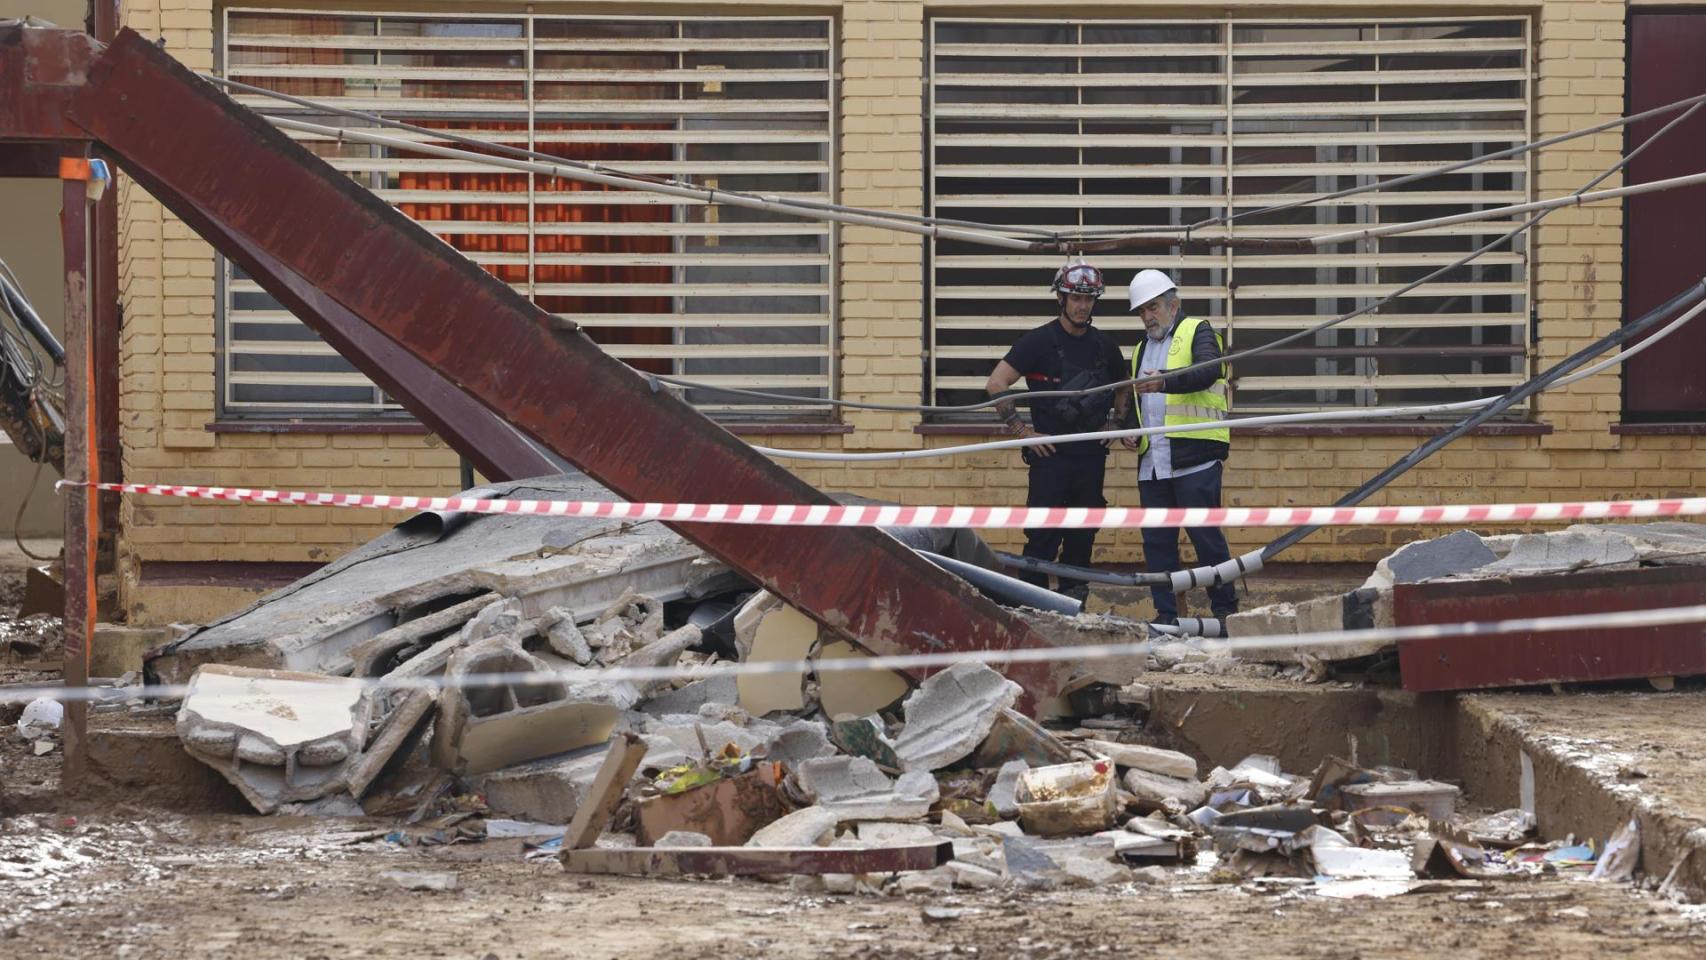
[1121,270,1239,624]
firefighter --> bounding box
[985,262,1129,601]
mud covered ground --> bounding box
[2,813,1704,960]
[6,553,1706,958]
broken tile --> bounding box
[892,662,1021,772]
[734,593,816,715]
[816,640,910,718]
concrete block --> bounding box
[470,735,687,824]
[176,665,370,813]
[988,759,1028,819]
[892,662,1021,772]
[433,633,619,776]
[1225,603,1298,640]
[92,624,170,677]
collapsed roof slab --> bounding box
[147,476,722,687]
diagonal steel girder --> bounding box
[66,29,1067,702]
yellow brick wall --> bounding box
[112,0,1706,620]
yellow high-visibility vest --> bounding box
[1131,315,1230,457]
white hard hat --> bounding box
[1128,270,1177,311]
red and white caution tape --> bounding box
[59,481,1706,529]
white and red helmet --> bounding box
[1051,261,1106,299]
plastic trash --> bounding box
[16,697,63,740]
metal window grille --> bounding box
[218,10,836,419]
[929,17,1532,413]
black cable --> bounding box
[1259,275,1706,560]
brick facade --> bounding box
[111,0,1706,621]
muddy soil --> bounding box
[1,813,1703,960]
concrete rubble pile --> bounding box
[136,486,1689,888]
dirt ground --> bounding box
[7,553,1706,958]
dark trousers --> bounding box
[1139,461,1238,621]
[1019,453,1106,600]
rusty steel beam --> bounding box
[64,30,1066,703]
[0,22,96,142]
[1394,565,1706,692]
[561,841,954,877]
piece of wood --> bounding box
[561,841,953,877]
[562,732,647,852]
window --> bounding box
[218,11,835,420]
[929,17,1532,414]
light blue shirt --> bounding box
[1137,331,1216,482]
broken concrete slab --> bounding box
[1383,530,1498,584]
[1225,603,1297,641]
[345,689,435,799]
[792,756,939,821]
[854,822,938,846]
[1567,522,1706,566]
[1481,529,1640,577]
[467,734,689,824]
[639,676,739,719]
[176,665,371,814]
[561,841,952,877]
[748,806,838,848]
[892,662,1021,772]
[1013,609,1147,718]
[148,475,730,686]
[656,831,713,847]
[989,760,1028,819]
[91,623,170,678]
[1079,740,1197,780]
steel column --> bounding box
[59,168,94,780]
